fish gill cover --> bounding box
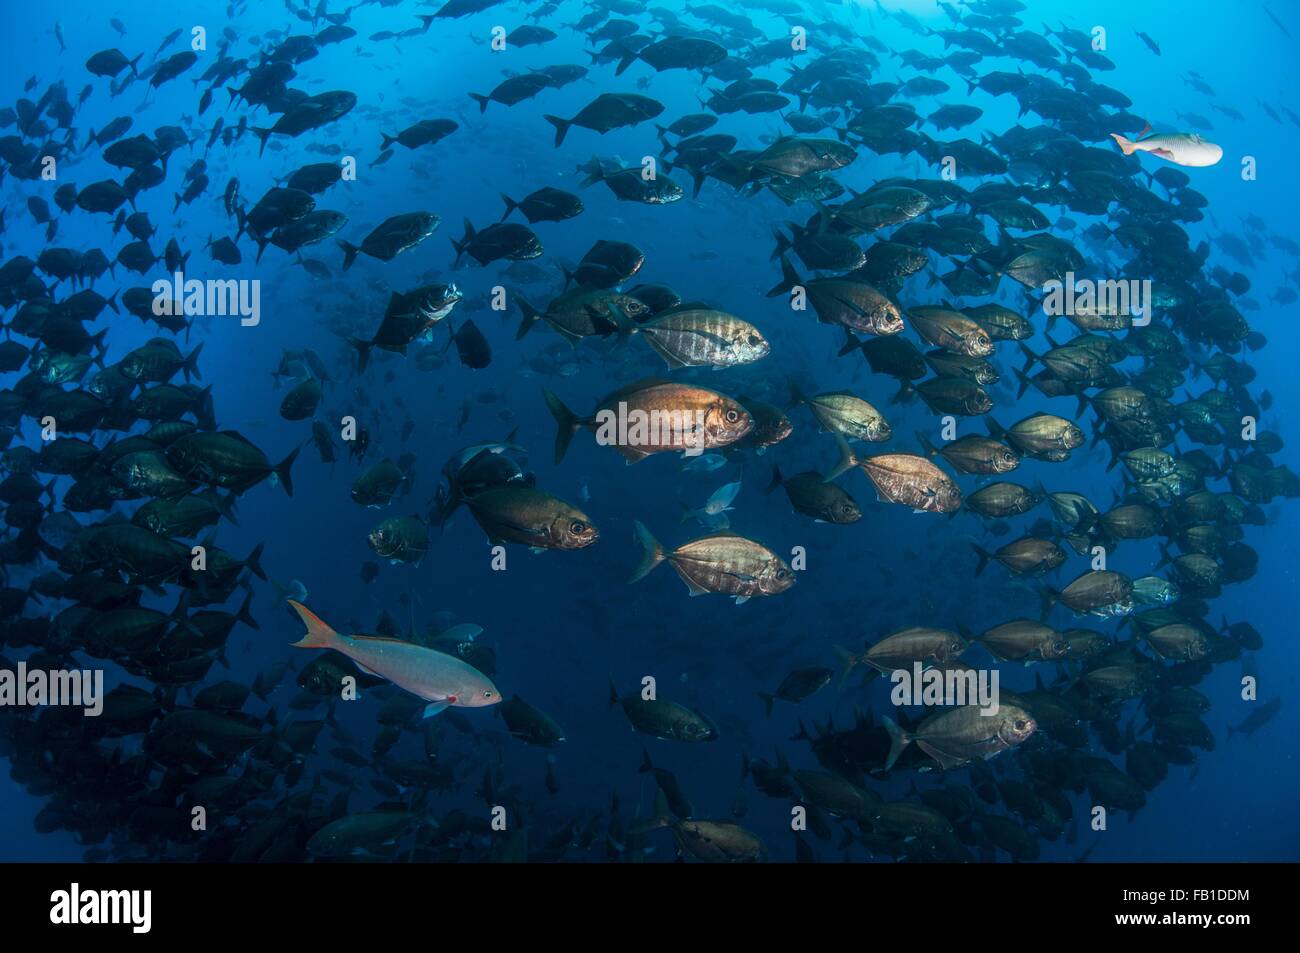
[0,0,1296,866]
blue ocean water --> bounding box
[0,0,1297,862]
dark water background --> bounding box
[1,0,1297,861]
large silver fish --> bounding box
[287,601,499,717]
[1109,127,1222,167]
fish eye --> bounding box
[776,569,789,579]
[483,690,494,699]
[570,520,586,534]
[747,334,761,346]
[1014,719,1027,730]
[725,409,740,423]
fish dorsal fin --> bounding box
[604,376,674,403]
[351,634,418,647]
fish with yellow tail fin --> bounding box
[286,600,500,718]
[1109,124,1223,167]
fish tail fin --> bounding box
[765,464,784,495]
[883,716,910,770]
[380,132,396,150]
[1109,132,1136,156]
[785,375,808,410]
[824,432,858,482]
[451,219,475,264]
[1014,367,1034,400]
[350,338,373,372]
[1039,585,1059,621]
[182,342,204,382]
[469,93,490,114]
[765,255,801,298]
[758,692,775,718]
[832,644,859,691]
[337,238,359,272]
[499,193,518,222]
[770,229,791,261]
[916,430,938,458]
[275,445,300,497]
[689,168,708,199]
[236,589,259,631]
[543,114,571,147]
[1017,340,1041,375]
[252,126,272,158]
[970,543,992,577]
[243,542,267,581]
[628,520,666,583]
[514,293,544,340]
[543,388,581,463]
[836,327,861,358]
[287,600,340,649]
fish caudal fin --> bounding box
[287,600,340,650]
[824,432,859,482]
[337,238,360,272]
[832,644,858,691]
[275,446,300,497]
[1109,133,1137,156]
[883,716,910,770]
[628,520,667,583]
[543,114,571,147]
[543,388,581,463]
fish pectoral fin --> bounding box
[354,661,382,677]
[682,577,711,596]
[422,700,451,719]
[915,740,970,771]
[643,333,689,369]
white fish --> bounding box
[702,479,742,515]
[681,478,742,528]
[287,601,499,718]
[1109,126,1223,167]
[681,452,727,473]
